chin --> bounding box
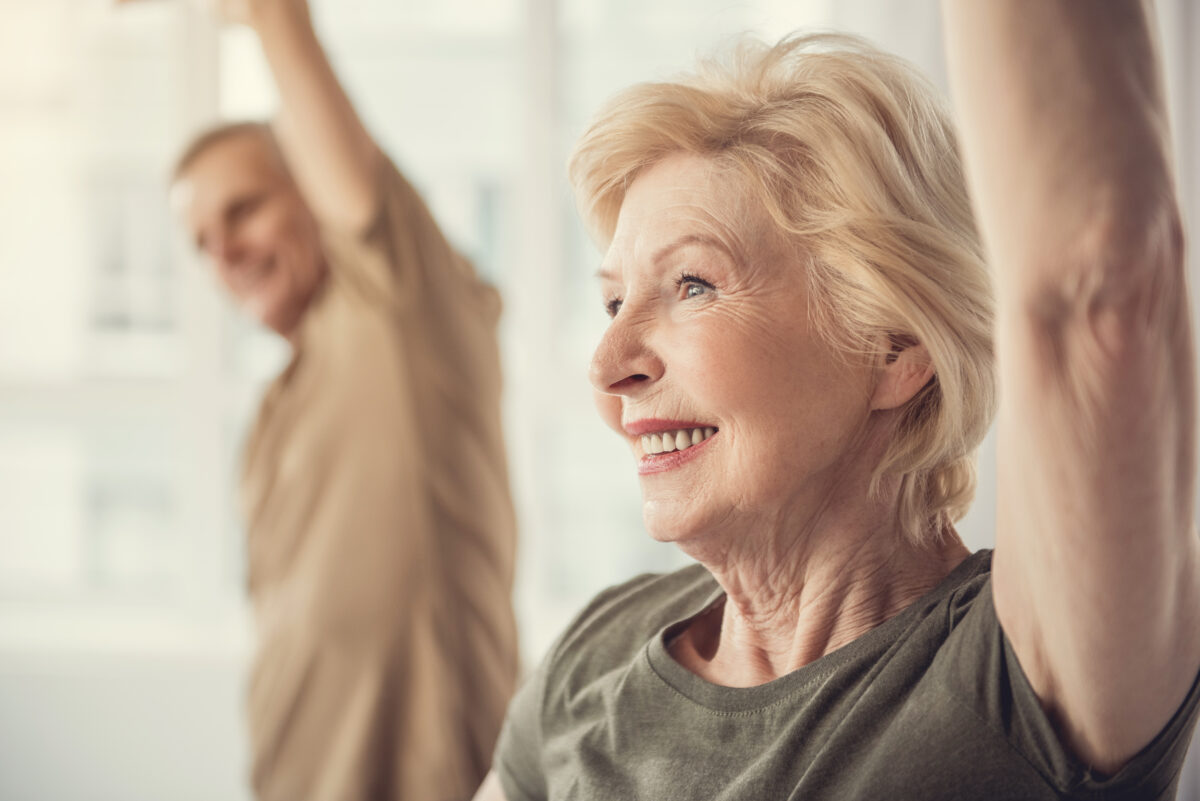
[265,308,305,339]
[642,498,715,545]
[257,286,308,338]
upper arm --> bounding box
[944,0,1200,774]
[991,206,1199,772]
[471,772,509,801]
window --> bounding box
[6,2,1195,800]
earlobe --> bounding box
[871,343,935,411]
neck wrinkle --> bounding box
[671,473,969,687]
[666,406,970,687]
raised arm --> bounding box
[237,0,380,232]
[943,0,1199,774]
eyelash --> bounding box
[676,273,715,298]
[603,273,716,319]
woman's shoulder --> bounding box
[543,563,718,684]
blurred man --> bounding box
[144,1,519,798]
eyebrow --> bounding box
[594,234,736,281]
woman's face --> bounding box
[589,153,880,544]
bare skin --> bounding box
[128,0,381,339]
[668,520,968,687]
[472,155,967,801]
[228,0,381,233]
[945,0,1199,776]
[475,2,1200,800]
[590,154,967,686]
[173,131,326,340]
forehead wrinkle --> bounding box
[706,163,788,268]
[667,212,748,269]
[601,154,781,280]
[628,200,751,274]
[598,226,741,284]
[650,233,736,269]
[651,163,771,270]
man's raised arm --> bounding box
[235,0,380,232]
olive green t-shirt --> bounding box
[495,550,1200,800]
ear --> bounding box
[870,341,934,411]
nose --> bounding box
[588,312,665,396]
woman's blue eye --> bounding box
[678,273,715,299]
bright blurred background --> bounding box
[0,0,1196,798]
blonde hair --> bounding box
[569,33,996,545]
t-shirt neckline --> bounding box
[644,549,993,713]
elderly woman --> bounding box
[476,2,1200,799]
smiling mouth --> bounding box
[639,426,718,458]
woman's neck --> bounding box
[669,500,970,687]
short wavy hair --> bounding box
[569,33,996,545]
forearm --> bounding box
[943,0,1179,303]
[249,0,379,230]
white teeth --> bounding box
[638,426,717,456]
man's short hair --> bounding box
[172,120,282,182]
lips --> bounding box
[636,431,717,475]
[624,418,720,474]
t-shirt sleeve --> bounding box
[491,572,681,801]
[317,154,491,315]
[493,660,550,801]
[952,581,1200,800]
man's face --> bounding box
[173,132,326,338]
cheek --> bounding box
[266,259,295,303]
[249,206,298,252]
[674,321,779,412]
[241,213,280,250]
[686,313,863,438]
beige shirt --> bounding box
[241,158,518,801]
